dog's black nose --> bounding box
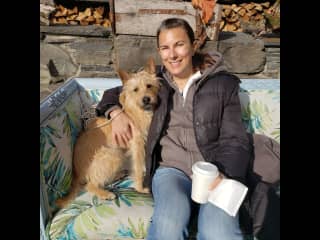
[143,96,151,104]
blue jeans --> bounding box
[147,167,244,240]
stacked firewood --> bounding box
[50,5,111,27]
[40,4,55,26]
[220,2,274,33]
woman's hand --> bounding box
[110,108,135,148]
[208,174,223,191]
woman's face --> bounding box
[158,27,195,81]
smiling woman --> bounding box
[96,17,254,240]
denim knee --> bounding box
[197,203,244,240]
[147,215,189,240]
[147,167,192,240]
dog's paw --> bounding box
[136,187,150,194]
[105,192,116,200]
[55,199,66,209]
[97,191,116,200]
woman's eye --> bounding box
[176,42,185,47]
[134,88,138,92]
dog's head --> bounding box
[118,57,160,111]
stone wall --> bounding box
[40,26,115,99]
[42,36,114,77]
[264,46,280,79]
[40,28,279,100]
[114,32,279,78]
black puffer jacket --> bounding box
[96,70,252,188]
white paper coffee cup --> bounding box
[191,161,219,204]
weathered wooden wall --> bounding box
[114,0,196,36]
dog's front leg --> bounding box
[130,138,149,194]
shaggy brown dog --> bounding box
[56,58,160,208]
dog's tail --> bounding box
[55,174,82,209]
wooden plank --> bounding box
[109,0,115,35]
[74,0,109,2]
[40,25,111,37]
[114,0,196,36]
[263,37,280,47]
[206,3,223,41]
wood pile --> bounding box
[40,4,56,26]
[220,1,276,34]
[50,5,111,27]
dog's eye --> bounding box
[133,88,138,92]
[146,84,152,89]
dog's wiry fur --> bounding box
[56,58,160,208]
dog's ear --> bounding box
[144,57,156,75]
[118,69,130,85]
[119,92,126,106]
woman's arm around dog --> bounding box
[96,86,135,148]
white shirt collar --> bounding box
[182,70,202,100]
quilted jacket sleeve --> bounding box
[95,86,122,116]
[214,75,252,183]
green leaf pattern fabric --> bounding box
[40,93,82,214]
[41,86,279,239]
[239,89,280,143]
[48,176,153,240]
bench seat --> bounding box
[40,78,280,240]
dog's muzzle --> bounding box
[142,96,155,111]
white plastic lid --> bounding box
[192,161,219,177]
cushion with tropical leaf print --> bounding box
[84,89,106,105]
[47,175,154,240]
[239,90,280,143]
[41,93,83,215]
[47,175,255,240]
[43,84,278,240]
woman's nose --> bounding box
[168,48,177,58]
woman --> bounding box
[96,18,252,240]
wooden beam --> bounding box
[40,25,111,37]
